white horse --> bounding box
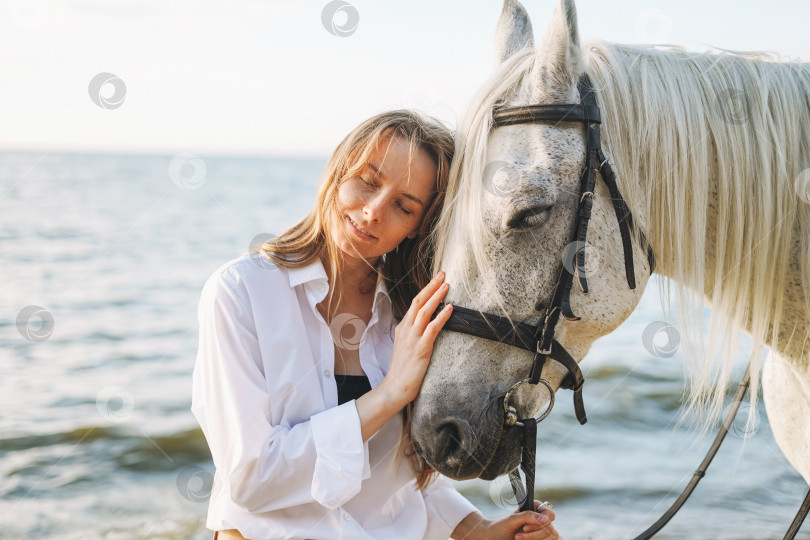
[410,0,810,496]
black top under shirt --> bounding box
[335,374,372,405]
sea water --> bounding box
[0,151,805,540]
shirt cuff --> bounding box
[309,401,369,509]
[422,477,479,539]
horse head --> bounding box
[410,0,653,480]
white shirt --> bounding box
[191,254,478,540]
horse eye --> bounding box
[506,205,552,230]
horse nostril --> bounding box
[435,418,472,462]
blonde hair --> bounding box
[263,109,453,488]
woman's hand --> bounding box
[452,502,560,540]
[378,270,453,407]
[495,501,559,540]
[355,271,452,441]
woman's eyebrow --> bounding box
[367,162,386,178]
[367,162,425,207]
[398,190,425,207]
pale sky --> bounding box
[1,0,808,158]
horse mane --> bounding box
[432,41,810,431]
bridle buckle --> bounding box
[536,341,552,355]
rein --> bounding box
[431,73,810,537]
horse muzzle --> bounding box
[411,393,525,480]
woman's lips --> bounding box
[346,215,376,240]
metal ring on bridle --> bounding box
[503,377,555,427]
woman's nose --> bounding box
[363,193,386,222]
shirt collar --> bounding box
[287,257,328,289]
[287,257,391,308]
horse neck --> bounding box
[593,45,810,360]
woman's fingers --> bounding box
[517,502,559,538]
[414,279,449,332]
[516,529,561,540]
[405,271,445,323]
[422,302,453,341]
[487,505,559,540]
[533,501,556,522]
[502,510,551,532]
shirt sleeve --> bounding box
[190,267,369,513]
[420,475,479,539]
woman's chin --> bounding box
[335,236,370,260]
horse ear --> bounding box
[534,0,583,89]
[493,0,534,65]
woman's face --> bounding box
[332,133,438,263]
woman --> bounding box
[191,110,560,539]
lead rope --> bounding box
[506,367,749,519]
[505,367,752,526]
[633,364,809,540]
[506,364,807,539]
[631,365,751,539]
[508,418,538,512]
[785,488,810,540]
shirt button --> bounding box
[343,513,351,521]
[324,370,331,378]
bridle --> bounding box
[435,73,655,512]
[431,74,810,539]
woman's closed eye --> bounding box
[358,177,413,215]
[358,176,375,187]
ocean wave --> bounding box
[1,426,211,466]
